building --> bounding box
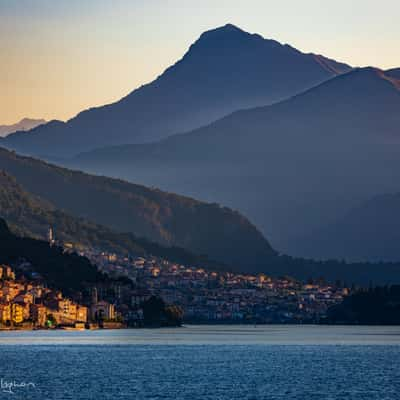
[90,301,115,321]
[0,265,15,280]
[30,304,48,327]
[0,304,11,324]
[11,303,24,324]
[76,306,88,323]
[45,298,88,324]
[47,226,55,246]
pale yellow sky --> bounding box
[1,0,399,124]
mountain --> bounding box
[0,217,106,293]
[0,24,350,157]
[3,150,400,284]
[0,147,275,270]
[386,68,400,80]
[70,67,400,257]
[292,192,400,262]
[0,118,46,137]
[0,170,230,269]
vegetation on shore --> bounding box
[142,296,183,327]
[0,217,107,294]
[327,285,400,325]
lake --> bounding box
[0,325,399,399]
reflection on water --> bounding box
[1,324,400,345]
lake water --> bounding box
[0,325,399,399]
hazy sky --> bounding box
[1,0,399,124]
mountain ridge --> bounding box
[73,67,400,161]
[3,160,400,284]
[0,146,276,270]
[1,24,351,157]
[0,118,46,137]
[69,66,400,258]
[292,191,400,262]
[0,170,233,269]
[386,68,400,80]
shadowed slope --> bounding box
[0,170,231,268]
[71,68,400,258]
[0,147,275,270]
[292,192,400,262]
[0,217,106,293]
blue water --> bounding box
[0,326,399,399]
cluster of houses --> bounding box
[1,225,352,328]
[84,251,350,324]
[0,264,117,329]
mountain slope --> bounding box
[386,68,400,80]
[0,118,46,137]
[0,170,231,268]
[3,152,400,284]
[292,192,400,262]
[0,147,275,270]
[70,68,400,257]
[1,24,350,157]
[0,217,106,293]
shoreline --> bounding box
[2,321,400,331]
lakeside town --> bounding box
[0,227,351,330]
[89,250,350,324]
[0,262,121,330]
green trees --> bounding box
[46,314,57,327]
[142,296,183,327]
[165,305,184,326]
[327,285,400,325]
[0,170,227,271]
[0,218,106,294]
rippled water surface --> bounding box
[0,325,399,399]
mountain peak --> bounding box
[2,26,351,156]
[196,23,262,44]
[214,23,242,31]
[328,67,400,90]
[19,117,46,124]
[201,23,246,35]
[0,118,47,137]
[356,67,400,89]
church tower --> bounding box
[47,226,55,246]
[91,287,98,305]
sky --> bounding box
[1,0,399,124]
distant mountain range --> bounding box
[292,192,400,262]
[2,24,400,270]
[0,24,350,157]
[0,118,46,137]
[69,67,400,258]
[0,147,275,271]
